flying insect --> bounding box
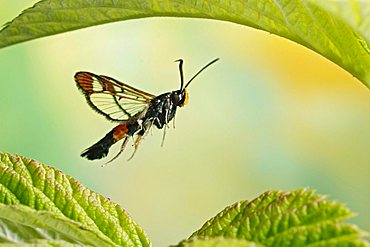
[75,58,219,162]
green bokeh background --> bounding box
[1,2,369,246]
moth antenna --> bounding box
[174,59,184,91]
[184,58,219,90]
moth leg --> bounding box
[160,100,172,147]
[105,136,130,165]
[161,125,168,147]
[172,114,176,129]
[127,134,143,161]
[127,121,152,161]
[165,99,171,128]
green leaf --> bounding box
[310,0,370,44]
[0,240,80,247]
[0,152,151,247]
[175,237,263,247]
[189,189,369,247]
[0,152,369,247]
[0,204,114,246]
[0,1,369,87]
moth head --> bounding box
[179,90,188,107]
[173,58,218,108]
[173,90,188,107]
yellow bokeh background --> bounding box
[1,2,369,246]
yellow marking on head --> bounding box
[183,90,189,106]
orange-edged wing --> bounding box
[75,72,156,121]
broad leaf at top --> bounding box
[0,0,369,87]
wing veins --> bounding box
[100,75,155,99]
[76,71,154,121]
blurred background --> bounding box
[1,1,369,246]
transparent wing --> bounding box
[75,72,156,121]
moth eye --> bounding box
[173,93,180,103]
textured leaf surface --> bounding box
[0,152,150,247]
[189,189,368,247]
[0,0,369,87]
[175,237,263,247]
[0,204,115,246]
[0,240,80,247]
[311,0,370,44]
